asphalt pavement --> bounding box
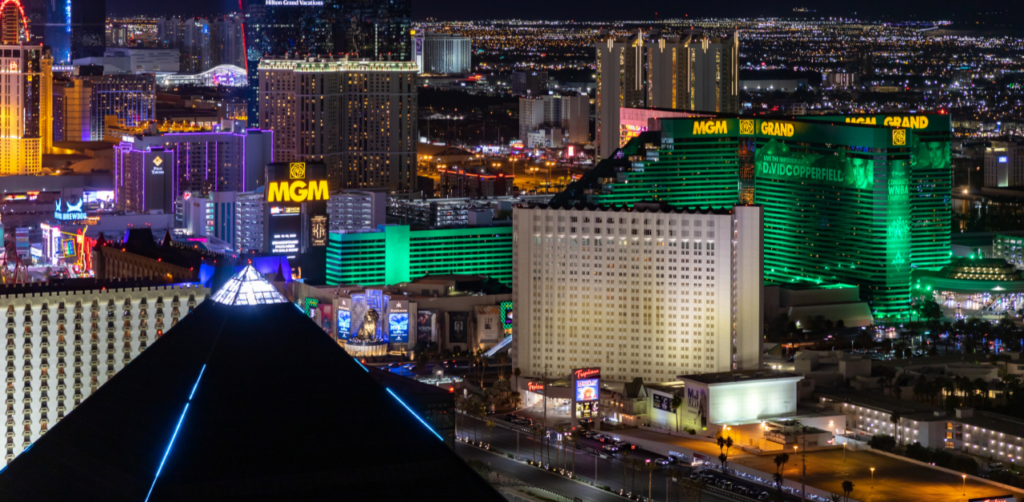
[457,415,743,502]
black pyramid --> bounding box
[0,266,504,501]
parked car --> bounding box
[602,444,620,452]
[733,485,749,496]
[757,491,770,500]
[654,458,670,467]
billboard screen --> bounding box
[337,310,351,340]
[449,311,469,344]
[388,313,410,343]
[501,301,513,335]
[576,378,599,402]
[653,393,674,413]
[416,311,435,343]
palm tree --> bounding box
[645,460,657,500]
[531,426,542,463]
[717,435,734,474]
[774,453,790,492]
[890,411,902,447]
[671,395,683,432]
[975,378,990,408]
[485,419,496,446]
[830,495,842,502]
[512,367,521,396]
[842,480,855,502]
[622,449,632,494]
[630,458,639,495]
[570,435,576,476]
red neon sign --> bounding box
[574,368,600,380]
[527,381,545,392]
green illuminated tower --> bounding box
[553,114,951,319]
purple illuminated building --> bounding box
[113,119,272,214]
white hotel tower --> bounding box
[511,202,763,382]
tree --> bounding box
[622,448,632,493]
[975,378,990,408]
[717,435,734,474]
[512,367,521,394]
[842,480,855,502]
[868,434,896,452]
[671,395,683,432]
[890,411,902,447]
[509,391,522,410]
[485,419,496,446]
[645,460,657,500]
[773,453,790,492]
[920,297,943,322]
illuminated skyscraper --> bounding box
[258,56,418,192]
[76,72,155,140]
[511,203,764,381]
[0,39,51,175]
[596,30,739,158]
[42,0,105,62]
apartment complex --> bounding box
[510,202,764,382]
[258,57,418,192]
[1,282,209,463]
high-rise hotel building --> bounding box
[1,282,209,463]
[511,203,763,382]
[553,114,952,319]
[0,2,53,174]
[258,56,418,192]
[596,30,738,158]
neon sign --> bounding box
[760,121,795,137]
[528,381,544,392]
[573,367,600,380]
[54,198,86,221]
[692,120,728,135]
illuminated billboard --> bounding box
[575,379,599,402]
[652,393,674,413]
[388,313,409,343]
[337,310,351,340]
[416,310,435,343]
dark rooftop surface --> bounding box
[0,299,503,501]
[681,369,803,385]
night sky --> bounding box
[106,0,1019,26]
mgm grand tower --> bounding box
[552,113,952,320]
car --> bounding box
[602,444,619,452]
[654,458,670,467]
[757,491,770,500]
[717,480,733,490]
[733,486,749,496]
[690,473,702,481]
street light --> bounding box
[962,474,967,495]
[870,467,875,488]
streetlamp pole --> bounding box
[517,429,520,459]
[801,435,806,502]
[962,474,966,496]
[594,453,598,486]
[870,467,875,488]
[843,441,846,462]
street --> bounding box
[457,415,762,502]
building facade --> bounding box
[511,203,764,382]
[326,190,387,233]
[52,79,92,142]
[511,70,548,97]
[0,282,209,462]
[519,94,589,145]
[78,73,156,140]
[326,224,513,286]
[414,32,471,75]
[555,113,952,319]
[984,138,1024,188]
[595,30,739,159]
[0,44,51,175]
[258,57,418,192]
[42,0,105,62]
[113,121,273,214]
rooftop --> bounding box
[681,369,804,385]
